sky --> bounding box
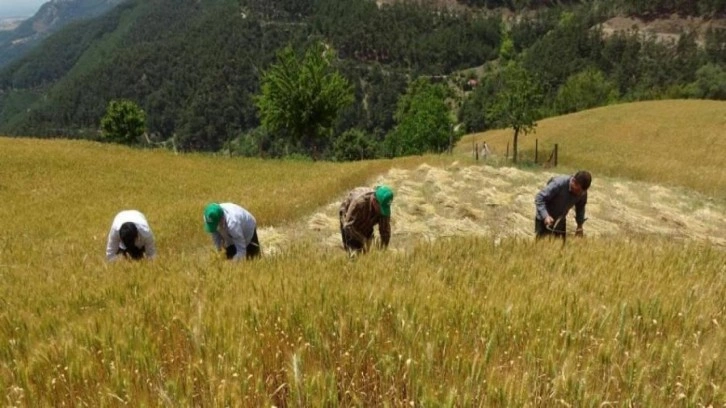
[0,0,47,18]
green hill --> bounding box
[1,0,723,156]
[0,0,503,150]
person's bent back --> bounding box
[106,210,156,261]
[203,202,261,261]
[534,171,591,239]
[339,185,394,253]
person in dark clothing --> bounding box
[339,185,394,254]
[534,171,591,239]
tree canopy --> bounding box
[488,62,543,163]
[385,78,454,157]
[100,99,146,146]
[255,42,354,158]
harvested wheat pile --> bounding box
[270,164,726,253]
[257,226,287,256]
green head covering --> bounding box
[203,203,223,233]
[374,185,394,217]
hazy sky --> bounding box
[0,0,47,18]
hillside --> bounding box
[459,99,726,201]
[0,0,503,150]
[0,0,126,68]
[601,15,726,46]
[1,0,724,157]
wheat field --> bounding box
[1,100,725,406]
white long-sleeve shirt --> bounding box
[210,203,257,260]
[105,210,156,261]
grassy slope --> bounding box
[0,100,724,405]
[459,99,726,200]
[0,137,440,259]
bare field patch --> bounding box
[601,15,726,46]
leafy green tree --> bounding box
[488,62,542,163]
[255,42,354,159]
[459,72,501,133]
[509,11,559,53]
[100,99,146,145]
[684,63,726,99]
[704,27,726,64]
[499,28,516,62]
[333,128,379,161]
[384,78,453,157]
[553,68,618,114]
[521,10,600,101]
[600,32,642,95]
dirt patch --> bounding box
[258,163,726,255]
[600,15,726,46]
[375,0,464,11]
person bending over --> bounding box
[204,202,261,260]
[106,210,156,261]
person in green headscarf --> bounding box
[339,185,394,254]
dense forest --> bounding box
[0,0,724,159]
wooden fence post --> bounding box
[535,139,538,164]
[554,144,558,167]
[449,129,453,155]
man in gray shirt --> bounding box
[534,171,592,239]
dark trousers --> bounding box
[117,246,145,260]
[225,229,261,259]
[535,217,565,240]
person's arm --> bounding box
[534,180,557,222]
[211,232,224,250]
[106,228,120,261]
[378,216,391,248]
[575,193,588,234]
[142,230,156,259]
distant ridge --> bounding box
[0,0,722,156]
[0,18,26,31]
[0,0,126,68]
